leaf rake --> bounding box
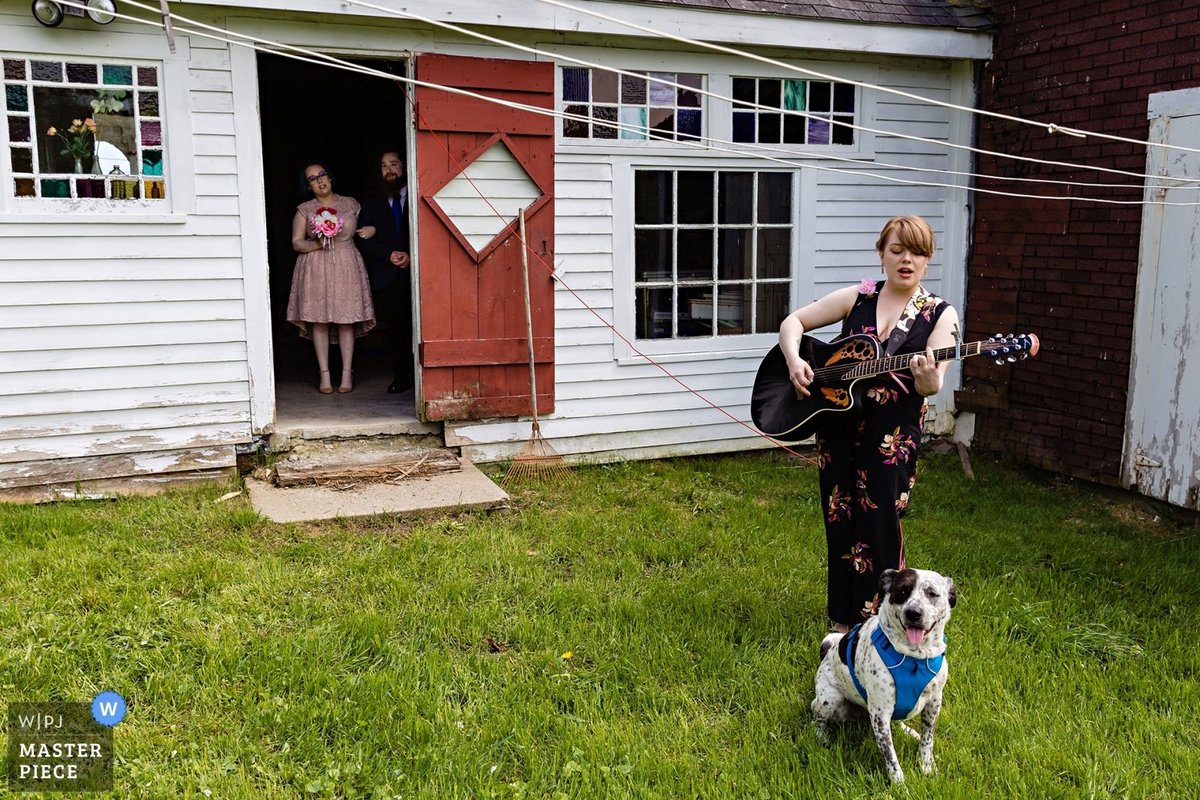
[505,209,571,485]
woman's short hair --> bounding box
[875,215,935,258]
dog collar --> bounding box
[844,623,945,720]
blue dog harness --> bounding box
[842,623,945,720]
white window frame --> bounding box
[552,45,878,161]
[612,156,822,363]
[0,23,194,222]
[597,60,880,365]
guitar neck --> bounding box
[847,341,986,380]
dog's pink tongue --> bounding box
[906,627,927,646]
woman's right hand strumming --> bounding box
[787,355,814,398]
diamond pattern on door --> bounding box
[424,132,550,263]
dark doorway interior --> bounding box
[257,53,411,415]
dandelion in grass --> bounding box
[561,651,572,660]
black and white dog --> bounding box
[811,568,957,784]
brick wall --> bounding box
[961,0,1200,483]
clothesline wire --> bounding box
[345,0,1199,191]
[58,0,1196,455]
[85,0,1200,206]
[396,72,815,461]
[96,0,817,460]
[535,0,1200,158]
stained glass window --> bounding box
[561,67,703,142]
[732,77,856,146]
[3,55,166,202]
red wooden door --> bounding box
[413,54,555,421]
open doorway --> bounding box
[257,53,414,427]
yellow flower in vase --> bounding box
[46,118,97,173]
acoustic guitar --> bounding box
[750,332,1039,440]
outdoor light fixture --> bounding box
[32,0,118,27]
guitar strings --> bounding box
[808,341,997,382]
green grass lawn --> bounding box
[1,449,1198,799]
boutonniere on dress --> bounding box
[309,207,343,250]
[858,278,878,297]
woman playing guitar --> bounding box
[777,216,959,634]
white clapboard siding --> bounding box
[0,382,246,419]
[0,235,244,259]
[0,5,976,480]
[1,343,246,374]
[0,403,250,443]
[0,362,247,396]
[0,258,244,281]
[0,300,247,329]
[446,52,969,462]
[0,320,247,352]
[0,447,236,492]
[0,10,250,474]
[0,423,250,464]
[195,196,242,216]
[0,280,245,306]
[453,417,772,463]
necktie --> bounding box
[391,196,402,235]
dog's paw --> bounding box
[920,756,936,776]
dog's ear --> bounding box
[879,569,897,594]
[946,577,957,608]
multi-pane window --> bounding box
[561,67,703,141]
[4,56,165,201]
[732,77,856,145]
[633,170,793,340]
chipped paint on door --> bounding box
[1124,88,1200,510]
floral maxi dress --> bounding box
[816,280,949,625]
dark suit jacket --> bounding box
[356,190,410,291]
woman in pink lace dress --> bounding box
[286,161,376,394]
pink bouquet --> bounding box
[309,207,343,250]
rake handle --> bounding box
[518,209,539,426]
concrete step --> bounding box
[246,461,508,523]
[251,434,509,523]
[272,437,459,488]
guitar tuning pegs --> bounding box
[1006,355,1017,363]
[994,357,1005,365]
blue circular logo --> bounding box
[91,691,126,727]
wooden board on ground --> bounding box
[273,438,462,489]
